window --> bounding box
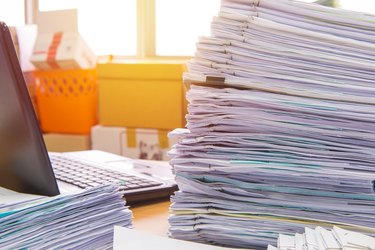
[0,0,25,26]
[338,0,375,14]
[38,0,137,56]
[155,0,221,56]
[30,0,375,57]
[38,0,220,58]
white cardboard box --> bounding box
[91,125,177,161]
[43,133,91,152]
[31,9,96,70]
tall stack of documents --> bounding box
[168,0,375,248]
[0,185,132,249]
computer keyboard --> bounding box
[50,155,162,191]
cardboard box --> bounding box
[31,9,96,70]
[43,133,91,152]
[91,125,177,161]
[98,60,187,130]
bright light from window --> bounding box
[0,0,25,26]
[38,0,76,11]
[339,0,375,14]
[39,0,137,56]
[156,0,221,56]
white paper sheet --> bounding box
[113,226,240,250]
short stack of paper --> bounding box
[0,185,132,249]
[168,0,375,249]
[268,226,375,250]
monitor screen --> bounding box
[0,22,59,196]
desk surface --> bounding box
[131,200,171,236]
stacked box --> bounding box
[43,133,91,152]
[97,60,187,130]
[30,10,97,151]
[30,10,96,70]
[91,125,177,161]
[95,60,187,160]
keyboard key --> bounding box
[50,155,162,192]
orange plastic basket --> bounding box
[34,69,97,134]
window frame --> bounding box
[27,0,191,60]
[137,0,194,60]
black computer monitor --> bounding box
[0,22,59,196]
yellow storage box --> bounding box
[97,60,187,130]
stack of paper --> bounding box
[168,0,375,249]
[268,226,375,250]
[0,185,132,249]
